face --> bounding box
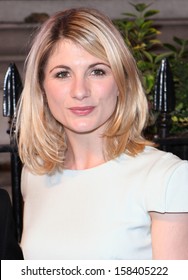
[43,39,119,136]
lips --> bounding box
[69,106,95,116]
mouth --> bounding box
[69,106,95,116]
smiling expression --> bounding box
[43,39,119,136]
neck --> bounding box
[64,131,106,170]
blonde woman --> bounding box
[16,8,188,259]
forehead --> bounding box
[47,39,108,66]
[52,39,85,55]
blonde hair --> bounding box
[16,7,153,174]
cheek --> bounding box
[44,82,65,107]
[98,91,118,123]
[102,84,119,108]
[44,92,66,123]
[107,86,119,116]
[108,94,118,115]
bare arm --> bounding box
[150,212,188,259]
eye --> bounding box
[91,69,106,76]
[55,71,70,79]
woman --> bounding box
[16,8,188,259]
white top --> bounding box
[20,146,188,259]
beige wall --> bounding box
[0,0,188,22]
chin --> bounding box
[65,119,106,134]
[68,124,102,134]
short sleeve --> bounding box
[145,151,188,213]
[165,162,188,212]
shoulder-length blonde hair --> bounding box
[16,7,153,174]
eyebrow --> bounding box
[49,65,70,73]
[49,62,111,73]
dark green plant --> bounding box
[114,2,188,134]
[114,2,168,96]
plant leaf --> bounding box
[122,12,136,18]
[163,43,177,52]
[133,3,149,12]
[142,50,154,62]
[144,10,159,18]
[154,52,172,63]
[173,36,185,46]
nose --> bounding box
[71,76,90,100]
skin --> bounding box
[43,39,119,170]
[150,212,188,259]
[43,39,188,259]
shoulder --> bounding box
[139,146,183,161]
[138,146,187,172]
[140,147,188,212]
[119,146,187,174]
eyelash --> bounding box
[55,71,69,78]
[54,68,107,79]
[91,69,106,76]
